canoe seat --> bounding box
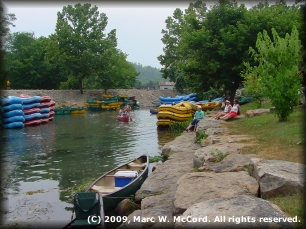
[128,162,146,169]
[91,185,121,194]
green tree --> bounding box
[244,26,302,121]
[55,3,112,94]
[174,70,187,94]
[159,1,304,103]
[5,32,68,89]
[0,6,16,89]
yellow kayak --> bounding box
[157,111,193,121]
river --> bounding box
[0,109,175,228]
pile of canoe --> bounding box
[0,94,55,129]
[156,101,198,127]
[54,107,85,115]
[159,93,197,105]
[84,94,139,111]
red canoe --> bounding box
[117,115,132,122]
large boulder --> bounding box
[245,108,271,117]
[249,158,305,198]
[135,150,194,201]
[161,133,200,158]
[114,199,140,216]
[174,195,294,228]
[193,143,245,168]
[173,171,258,214]
[198,153,256,173]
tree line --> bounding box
[1,3,140,94]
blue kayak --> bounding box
[2,104,23,112]
[24,112,41,121]
[0,96,23,106]
[2,122,24,129]
[2,110,24,118]
[2,115,25,124]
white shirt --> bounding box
[224,104,231,112]
[231,104,239,113]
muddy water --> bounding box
[0,109,175,228]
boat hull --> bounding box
[117,115,130,122]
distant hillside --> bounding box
[132,63,168,83]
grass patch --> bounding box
[267,193,305,228]
[169,119,191,137]
[211,150,226,163]
[149,155,165,163]
[26,189,44,195]
[224,101,305,163]
[195,131,207,144]
[60,179,96,203]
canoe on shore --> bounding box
[86,154,149,212]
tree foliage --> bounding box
[4,32,68,89]
[243,26,302,121]
[0,6,16,89]
[53,3,138,93]
[159,0,304,103]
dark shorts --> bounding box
[191,119,200,126]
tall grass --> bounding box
[169,119,192,137]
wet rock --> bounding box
[173,171,258,214]
[114,199,140,216]
[249,158,305,198]
[174,195,294,228]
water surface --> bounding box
[0,109,174,227]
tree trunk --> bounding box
[79,79,83,94]
[229,81,240,104]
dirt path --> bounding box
[1,89,178,108]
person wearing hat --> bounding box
[213,100,232,119]
[220,99,241,120]
[185,105,205,132]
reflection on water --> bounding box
[0,109,175,226]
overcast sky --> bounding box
[1,1,296,69]
[1,1,198,69]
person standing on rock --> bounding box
[185,105,204,132]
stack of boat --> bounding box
[0,94,56,128]
[84,94,139,110]
[0,96,25,129]
[156,101,198,127]
[21,94,55,126]
[54,106,85,115]
[159,93,197,105]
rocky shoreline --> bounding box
[118,113,305,228]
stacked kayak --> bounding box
[20,94,55,126]
[0,96,25,129]
[156,101,197,127]
[84,94,139,110]
[159,93,197,105]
